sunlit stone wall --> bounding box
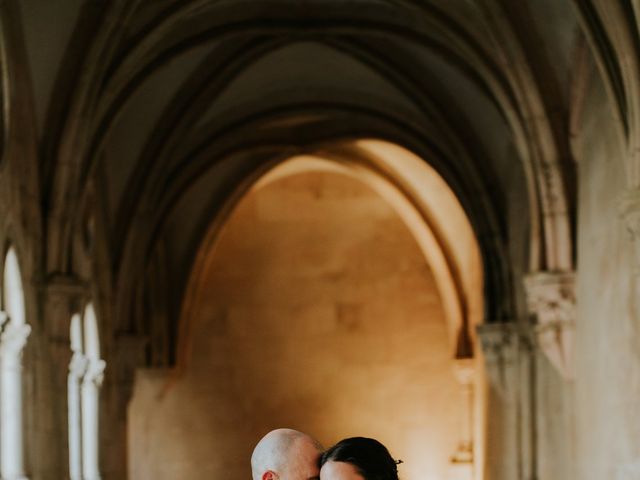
[129,171,462,480]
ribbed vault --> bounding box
[2,0,619,366]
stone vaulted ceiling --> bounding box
[1,0,637,364]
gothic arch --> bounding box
[41,0,575,283]
[113,104,516,358]
[177,141,484,367]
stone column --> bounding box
[81,357,106,480]
[477,323,519,396]
[517,327,537,480]
[0,318,31,480]
[524,271,575,380]
[42,275,88,480]
[449,358,475,480]
[68,352,88,480]
[476,323,519,480]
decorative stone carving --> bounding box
[83,358,106,387]
[524,271,575,380]
[476,322,518,395]
[69,351,88,379]
[0,318,31,480]
[0,323,32,361]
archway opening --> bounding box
[129,141,485,480]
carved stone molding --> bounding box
[68,352,89,379]
[0,323,31,361]
[524,271,575,380]
[83,359,106,387]
[476,323,519,395]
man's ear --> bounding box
[262,470,278,480]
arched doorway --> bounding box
[128,141,486,480]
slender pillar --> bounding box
[81,358,106,480]
[68,352,87,480]
[0,321,31,480]
[476,323,520,480]
[449,358,475,480]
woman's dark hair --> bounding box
[320,437,400,480]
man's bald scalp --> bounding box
[251,428,321,480]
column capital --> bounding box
[476,322,519,395]
[0,323,31,359]
[524,271,575,380]
[69,351,89,379]
[477,322,518,363]
[83,358,106,387]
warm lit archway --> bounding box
[129,140,487,480]
[184,140,484,355]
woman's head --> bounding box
[319,437,400,480]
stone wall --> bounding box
[129,171,463,480]
[573,73,640,480]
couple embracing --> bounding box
[251,428,401,480]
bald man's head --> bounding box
[251,428,322,480]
